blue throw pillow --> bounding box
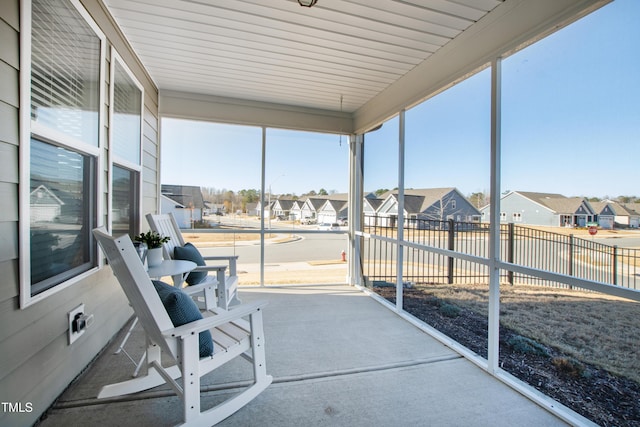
[174,243,207,285]
[152,280,214,357]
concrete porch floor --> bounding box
[37,284,575,426]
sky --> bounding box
[162,0,639,200]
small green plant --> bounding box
[439,301,461,318]
[134,230,170,249]
[507,335,550,358]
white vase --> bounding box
[147,247,163,267]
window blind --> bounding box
[112,60,142,164]
[31,0,101,146]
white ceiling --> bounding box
[103,0,502,113]
[103,0,607,132]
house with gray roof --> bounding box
[590,201,615,229]
[480,191,596,227]
[300,196,335,221]
[161,184,206,226]
[364,196,384,226]
[317,199,348,224]
[591,201,640,229]
[610,202,640,229]
[288,199,304,221]
[272,198,295,219]
[255,200,273,218]
[376,188,480,228]
[160,194,189,228]
[245,202,259,217]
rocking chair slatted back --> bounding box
[147,213,185,261]
[93,227,177,360]
[146,212,241,310]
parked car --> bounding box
[337,217,348,226]
[301,217,316,225]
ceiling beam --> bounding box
[159,90,353,134]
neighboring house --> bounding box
[272,198,295,219]
[300,197,330,221]
[300,194,348,223]
[30,185,65,223]
[161,185,206,223]
[376,188,480,228]
[317,199,348,224]
[206,203,225,215]
[591,201,615,229]
[255,200,274,218]
[480,191,596,227]
[160,194,192,229]
[613,203,640,228]
[624,204,640,228]
[363,196,384,226]
[289,200,305,221]
[245,202,259,216]
[594,201,640,229]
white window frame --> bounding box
[19,0,106,308]
[108,48,144,236]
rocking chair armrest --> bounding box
[182,279,218,296]
[202,255,238,275]
[202,255,239,261]
[165,300,268,337]
[192,264,227,273]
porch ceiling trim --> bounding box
[159,90,353,134]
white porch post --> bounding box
[260,127,266,287]
[348,133,364,286]
[396,110,406,311]
[488,57,502,373]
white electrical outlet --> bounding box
[68,303,85,345]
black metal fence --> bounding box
[362,217,640,290]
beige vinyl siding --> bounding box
[143,103,160,217]
[0,0,159,425]
[0,0,20,304]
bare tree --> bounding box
[468,191,489,209]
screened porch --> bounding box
[5,1,640,426]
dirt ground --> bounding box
[374,285,640,427]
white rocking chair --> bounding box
[93,227,272,426]
[146,213,241,310]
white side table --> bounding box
[147,259,197,287]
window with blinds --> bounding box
[27,0,102,298]
[112,59,142,165]
[31,0,101,146]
